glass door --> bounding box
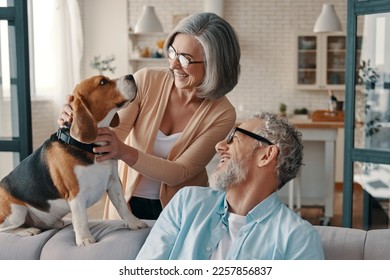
[343,0,390,229]
[0,0,32,178]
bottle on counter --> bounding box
[328,90,337,113]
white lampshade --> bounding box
[313,4,342,33]
[204,0,224,17]
[134,6,163,33]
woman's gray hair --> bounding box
[164,12,241,99]
[251,112,304,189]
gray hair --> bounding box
[251,112,304,189]
[164,12,241,99]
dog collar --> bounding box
[56,128,98,154]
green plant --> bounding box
[279,103,286,113]
[358,59,382,138]
[279,103,287,117]
[90,55,116,75]
[294,108,308,115]
[358,59,379,84]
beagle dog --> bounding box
[0,75,147,246]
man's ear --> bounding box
[257,145,279,167]
[70,97,98,143]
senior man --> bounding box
[136,112,324,260]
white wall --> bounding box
[126,0,348,117]
[80,0,129,78]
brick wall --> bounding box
[128,0,348,117]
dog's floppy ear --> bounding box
[110,113,120,127]
[70,97,98,143]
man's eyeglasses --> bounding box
[168,46,204,69]
[227,127,274,146]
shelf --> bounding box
[129,32,167,37]
[129,32,168,72]
[129,57,166,62]
[295,33,362,91]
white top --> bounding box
[134,130,181,199]
[210,212,246,260]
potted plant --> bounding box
[293,107,309,119]
[279,103,287,118]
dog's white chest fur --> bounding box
[74,160,115,207]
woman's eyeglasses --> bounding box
[168,46,204,69]
[227,127,274,146]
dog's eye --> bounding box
[100,78,108,85]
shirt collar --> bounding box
[247,192,281,222]
[219,191,282,223]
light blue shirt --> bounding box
[136,187,325,260]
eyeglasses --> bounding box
[227,127,274,146]
[168,45,204,69]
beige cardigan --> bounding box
[104,67,236,219]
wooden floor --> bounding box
[300,183,364,229]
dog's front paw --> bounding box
[76,236,96,246]
[124,216,148,230]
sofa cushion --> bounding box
[364,229,390,260]
[0,228,59,260]
[40,219,153,260]
[314,225,367,260]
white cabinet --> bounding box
[128,32,168,72]
[295,33,362,91]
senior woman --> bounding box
[58,12,241,220]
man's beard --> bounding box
[209,157,248,192]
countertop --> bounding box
[289,118,344,129]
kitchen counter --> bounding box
[289,118,344,129]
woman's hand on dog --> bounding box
[58,95,74,127]
[94,128,138,166]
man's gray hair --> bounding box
[252,112,304,189]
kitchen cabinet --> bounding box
[295,33,362,91]
[128,32,168,72]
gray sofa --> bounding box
[1,220,390,260]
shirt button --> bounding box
[222,225,227,230]
[206,247,211,252]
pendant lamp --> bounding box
[313,4,342,33]
[134,6,163,33]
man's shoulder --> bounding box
[278,203,319,234]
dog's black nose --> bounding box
[125,74,134,81]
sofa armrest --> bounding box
[364,229,390,260]
[314,225,367,260]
